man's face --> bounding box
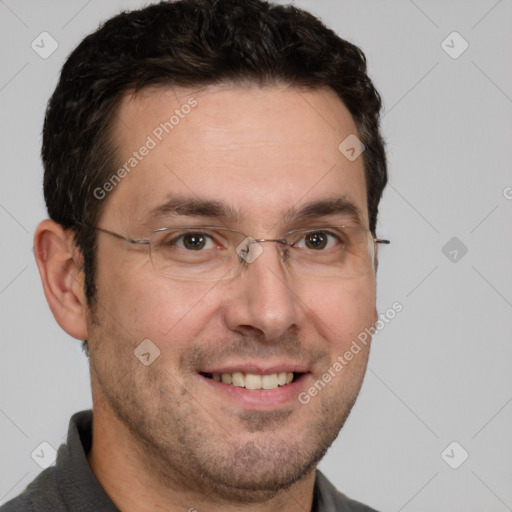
[87,84,377,499]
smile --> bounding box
[200,371,302,390]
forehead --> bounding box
[104,84,368,231]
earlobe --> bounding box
[33,219,89,340]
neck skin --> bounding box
[87,393,316,512]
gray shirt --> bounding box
[1,410,379,511]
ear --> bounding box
[373,240,379,274]
[372,305,378,330]
[371,244,379,330]
[33,219,88,340]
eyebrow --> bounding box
[142,194,366,228]
[143,196,241,225]
[281,197,365,227]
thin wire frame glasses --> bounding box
[76,221,390,282]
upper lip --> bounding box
[199,361,309,375]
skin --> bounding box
[34,84,378,512]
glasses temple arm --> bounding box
[74,221,149,245]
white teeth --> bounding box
[221,373,232,384]
[231,372,245,387]
[245,373,262,390]
[207,371,297,390]
[261,373,278,389]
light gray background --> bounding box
[1,1,511,510]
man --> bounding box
[1,0,389,510]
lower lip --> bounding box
[197,373,311,410]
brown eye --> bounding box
[304,231,328,249]
[181,233,208,250]
[157,228,231,253]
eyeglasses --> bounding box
[76,221,390,281]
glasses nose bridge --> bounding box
[238,236,291,267]
[251,237,290,256]
[252,237,288,246]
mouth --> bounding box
[196,362,312,409]
[200,371,305,390]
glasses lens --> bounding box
[149,227,244,281]
[148,226,376,281]
[286,226,375,279]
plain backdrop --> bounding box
[1,1,511,511]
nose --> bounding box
[222,241,303,341]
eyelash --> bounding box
[160,229,344,251]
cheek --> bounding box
[98,259,220,346]
[300,277,376,347]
